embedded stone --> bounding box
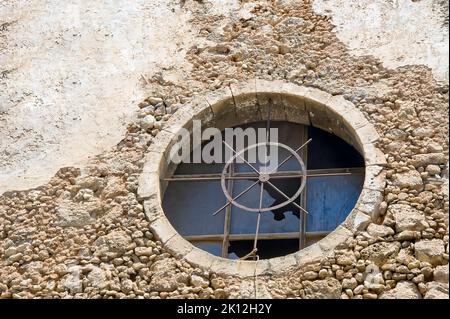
[86,267,109,290]
[134,247,153,257]
[433,265,449,283]
[146,97,163,105]
[367,223,395,237]
[55,200,95,227]
[303,271,319,280]
[414,239,445,266]
[336,251,356,266]
[349,211,371,231]
[190,275,209,288]
[94,230,132,255]
[389,204,428,232]
[140,115,156,131]
[394,230,421,241]
[302,277,342,299]
[63,267,83,293]
[426,164,441,175]
[360,242,401,265]
[379,281,421,299]
[424,282,449,299]
[411,153,446,167]
[392,170,423,191]
[342,277,358,290]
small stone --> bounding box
[64,268,82,293]
[351,211,371,231]
[367,223,395,237]
[190,275,209,288]
[379,281,421,299]
[138,101,149,108]
[426,165,441,175]
[395,230,421,241]
[56,202,92,227]
[392,170,423,191]
[355,272,364,282]
[7,253,23,262]
[396,265,410,274]
[4,246,17,258]
[140,115,156,131]
[121,279,133,294]
[87,267,109,290]
[336,251,356,266]
[433,265,449,283]
[427,142,443,153]
[407,260,421,270]
[302,278,342,299]
[146,97,163,105]
[392,273,407,281]
[354,285,364,295]
[210,277,225,289]
[154,104,166,116]
[209,44,230,54]
[424,282,449,299]
[345,289,354,298]
[318,269,329,279]
[389,204,428,232]
[278,44,290,54]
[411,153,446,168]
[267,45,279,54]
[132,230,144,239]
[363,293,378,299]
[303,271,318,280]
[214,289,228,299]
[360,242,401,265]
[414,239,445,266]
[175,273,190,285]
[412,274,424,284]
[421,266,434,279]
[418,282,428,295]
[342,277,358,290]
[134,247,153,257]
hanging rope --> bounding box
[239,247,260,299]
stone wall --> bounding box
[0,0,448,299]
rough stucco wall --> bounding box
[0,0,448,299]
[313,0,449,84]
[0,0,195,193]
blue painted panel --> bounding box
[192,241,222,257]
[306,175,364,232]
[162,181,225,235]
[230,179,301,234]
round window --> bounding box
[138,80,386,276]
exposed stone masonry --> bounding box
[0,0,448,299]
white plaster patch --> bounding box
[313,0,449,83]
[0,0,196,194]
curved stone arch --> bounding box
[138,79,387,277]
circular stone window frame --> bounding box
[138,79,387,278]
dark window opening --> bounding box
[307,126,364,169]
